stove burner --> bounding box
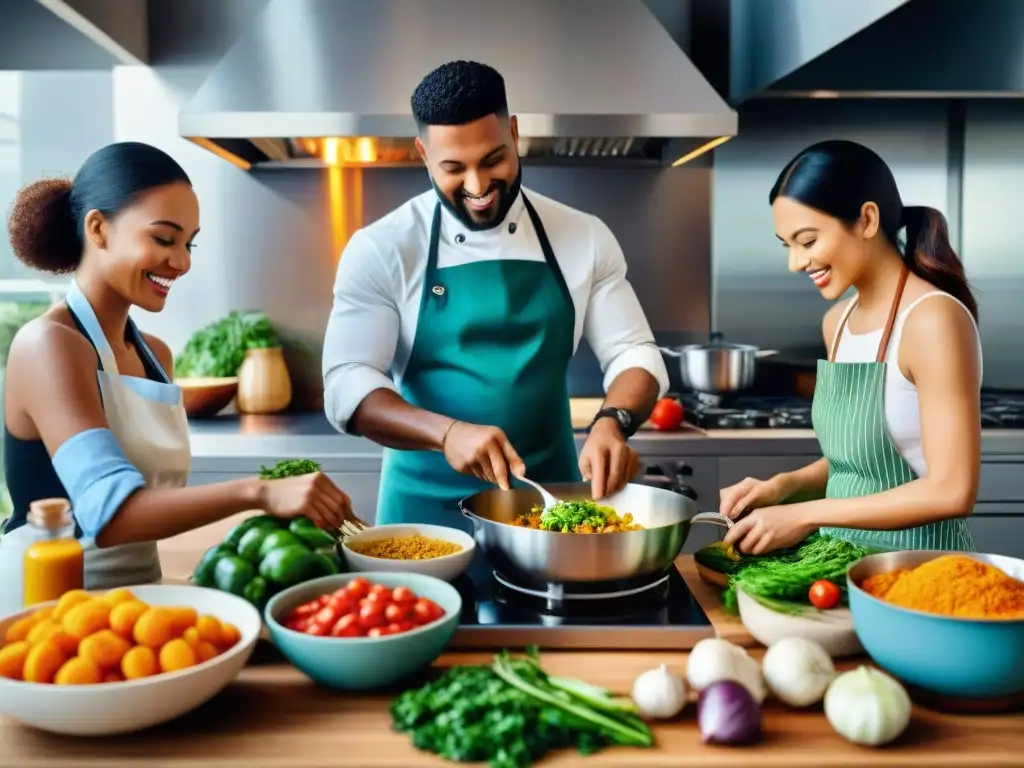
[493,571,670,602]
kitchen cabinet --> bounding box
[968,513,1024,560]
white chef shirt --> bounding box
[323,186,669,434]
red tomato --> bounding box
[363,591,390,605]
[332,587,351,600]
[314,606,340,627]
[809,579,841,610]
[650,398,684,431]
[330,613,361,638]
[394,620,415,634]
[358,601,385,629]
[284,618,304,632]
[328,593,354,615]
[318,594,332,607]
[385,602,412,623]
[367,626,394,638]
[385,622,407,636]
[391,586,416,604]
[346,578,371,600]
[305,621,328,636]
[292,600,320,618]
[412,599,443,625]
[369,584,392,601]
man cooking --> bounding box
[322,60,668,531]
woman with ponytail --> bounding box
[718,139,982,555]
[0,142,355,609]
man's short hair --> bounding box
[411,60,508,132]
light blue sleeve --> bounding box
[52,428,147,539]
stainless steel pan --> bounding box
[459,482,729,587]
[660,331,777,394]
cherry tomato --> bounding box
[346,578,371,600]
[284,618,304,632]
[385,602,412,623]
[314,606,340,627]
[292,600,320,618]
[650,398,684,431]
[364,590,390,605]
[330,613,361,638]
[367,625,395,638]
[369,584,392,601]
[328,593,354,615]
[412,598,443,625]
[305,621,328,636]
[394,620,415,634]
[318,594,332,607]
[809,579,841,610]
[332,587,351,600]
[391,586,416,604]
[358,601,385,629]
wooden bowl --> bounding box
[696,563,731,589]
[177,376,239,417]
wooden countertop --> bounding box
[2,543,1021,766]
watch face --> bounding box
[616,410,631,427]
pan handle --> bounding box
[690,511,734,529]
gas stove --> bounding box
[676,391,1024,430]
[679,393,815,430]
[447,556,714,650]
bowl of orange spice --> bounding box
[0,583,261,735]
[848,550,1024,705]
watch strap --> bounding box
[589,407,638,438]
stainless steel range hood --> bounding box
[178,0,737,170]
[731,0,1024,101]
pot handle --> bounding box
[657,346,683,358]
[756,349,779,359]
[690,511,734,529]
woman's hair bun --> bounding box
[6,177,81,274]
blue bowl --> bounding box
[848,550,1024,700]
[264,572,462,691]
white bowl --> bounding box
[736,587,863,658]
[341,524,475,582]
[0,584,261,736]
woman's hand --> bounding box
[259,472,355,529]
[723,505,816,555]
[718,474,793,520]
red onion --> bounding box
[697,680,762,745]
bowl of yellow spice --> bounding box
[848,551,1024,706]
[341,524,475,582]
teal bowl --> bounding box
[848,551,1024,700]
[264,572,462,691]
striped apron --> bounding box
[812,266,974,552]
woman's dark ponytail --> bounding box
[900,206,978,321]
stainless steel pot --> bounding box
[459,482,728,587]
[660,332,778,394]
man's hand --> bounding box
[443,421,526,491]
[579,419,639,499]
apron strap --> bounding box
[65,281,119,374]
[875,265,910,363]
[521,194,573,309]
[828,298,860,362]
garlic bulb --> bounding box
[762,637,836,707]
[686,638,766,704]
[824,666,911,747]
[631,664,688,719]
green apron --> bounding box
[376,194,581,533]
[812,267,975,552]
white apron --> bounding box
[0,282,190,610]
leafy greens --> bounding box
[174,310,278,378]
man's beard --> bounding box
[433,167,523,232]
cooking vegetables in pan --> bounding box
[513,500,644,533]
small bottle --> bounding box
[23,498,84,607]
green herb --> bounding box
[720,534,877,616]
[390,648,653,768]
[174,310,279,378]
[258,458,321,480]
[535,500,619,532]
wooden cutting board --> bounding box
[675,555,755,647]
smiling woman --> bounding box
[0,142,356,610]
[718,139,982,557]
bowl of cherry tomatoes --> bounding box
[264,572,461,690]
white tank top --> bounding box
[830,291,983,478]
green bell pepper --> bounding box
[193,517,340,609]
[288,517,337,549]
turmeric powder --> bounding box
[861,554,1024,619]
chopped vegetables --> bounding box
[697,534,876,615]
[697,680,762,745]
[808,579,842,610]
[391,649,653,768]
[283,578,445,638]
[514,500,643,533]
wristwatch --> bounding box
[588,407,638,438]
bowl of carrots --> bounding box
[0,584,261,735]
